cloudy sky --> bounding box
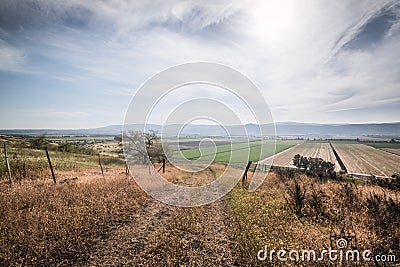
[0,0,399,129]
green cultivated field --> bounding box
[175,140,301,164]
[366,142,400,149]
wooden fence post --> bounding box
[156,158,166,174]
[252,163,258,178]
[3,142,13,187]
[98,154,104,178]
[242,161,252,186]
[45,147,56,183]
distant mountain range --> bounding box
[1,122,399,138]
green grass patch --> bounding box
[327,140,360,144]
[365,142,400,149]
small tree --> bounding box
[293,154,301,167]
[300,156,309,169]
[30,134,48,150]
[293,155,336,180]
[123,131,169,164]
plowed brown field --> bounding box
[332,143,400,176]
[261,142,341,172]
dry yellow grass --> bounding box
[0,165,399,266]
[0,168,146,266]
[227,173,400,266]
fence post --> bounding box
[98,154,104,178]
[251,163,258,178]
[45,147,56,183]
[242,161,252,185]
[3,142,12,187]
[162,158,166,173]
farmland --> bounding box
[175,139,301,163]
[380,148,400,156]
[332,143,400,177]
[261,142,342,171]
[366,142,400,156]
[257,141,400,177]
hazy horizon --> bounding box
[1,121,400,131]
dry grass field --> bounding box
[231,172,400,266]
[1,135,399,266]
[0,168,147,266]
[1,163,399,266]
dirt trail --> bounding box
[81,167,238,266]
[82,197,171,266]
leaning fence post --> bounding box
[3,142,12,187]
[242,161,252,186]
[251,163,258,178]
[98,154,104,178]
[45,147,56,183]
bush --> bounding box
[338,183,360,212]
[29,135,48,150]
[365,193,400,255]
[274,166,300,182]
[56,142,97,155]
[293,154,336,181]
[285,180,307,218]
[307,183,330,221]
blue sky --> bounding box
[0,0,399,129]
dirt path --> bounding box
[81,168,239,266]
[82,197,172,266]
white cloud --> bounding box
[0,0,399,125]
[0,41,26,72]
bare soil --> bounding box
[262,142,341,171]
[333,143,400,176]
